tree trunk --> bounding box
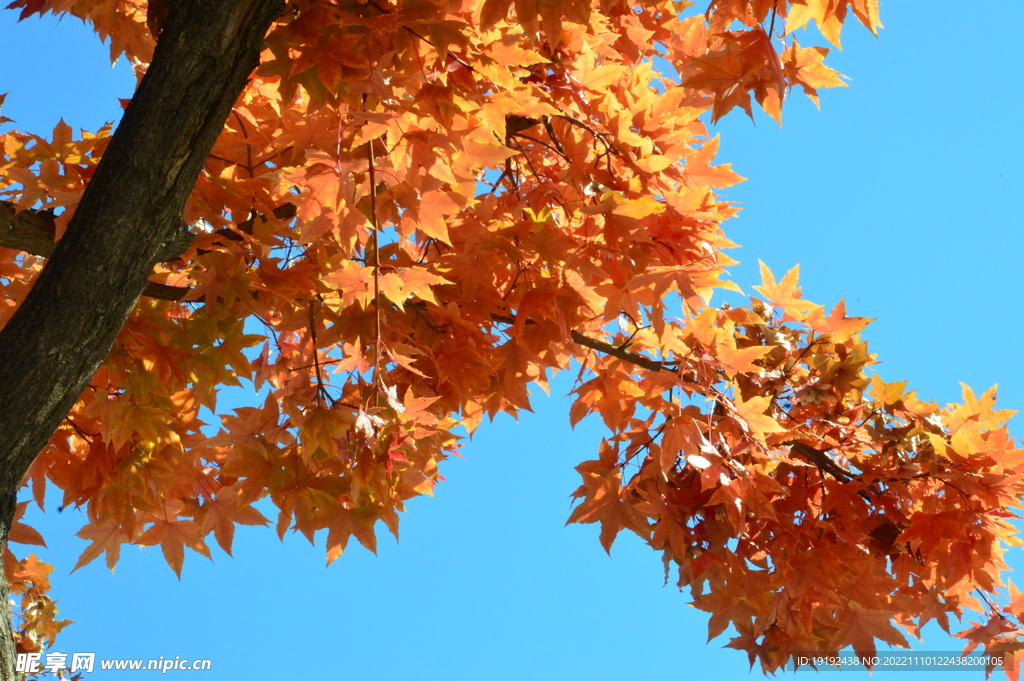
[0,1,285,677]
[0,495,16,681]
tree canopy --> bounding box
[1,0,1022,678]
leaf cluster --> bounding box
[4,0,1022,677]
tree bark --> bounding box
[0,1,285,677]
[0,496,16,681]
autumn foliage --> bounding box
[1,0,1022,676]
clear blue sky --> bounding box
[2,3,1023,679]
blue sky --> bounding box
[2,2,1023,679]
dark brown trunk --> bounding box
[0,1,285,677]
[0,495,16,680]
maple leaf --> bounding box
[732,394,787,441]
[752,261,818,320]
[715,339,772,378]
[322,260,373,309]
[785,0,883,49]
[945,383,1016,433]
[684,29,785,122]
[681,136,746,189]
[868,375,907,408]
[833,603,910,660]
[138,518,212,579]
[137,500,212,578]
[805,299,872,343]
[783,39,847,108]
[571,43,628,92]
[199,485,270,556]
[8,501,46,548]
[296,170,341,224]
[567,441,649,552]
[412,189,460,244]
[479,0,514,30]
[73,519,129,573]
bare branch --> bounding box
[568,329,671,373]
[142,281,191,301]
[0,200,193,263]
[489,311,673,373]
[0,201,296,302]
[489,310,870,494]
[0,202,57,257]
[0,201,192,300]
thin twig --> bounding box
[513,132,568,160]
[363,0,476,72]
[309,301,326,406]
[489,311,673,372]
[369,137,382,403]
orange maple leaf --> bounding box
[834,602,910,660]
[752,261,818,321]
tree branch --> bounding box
[787,440,854,482]
[0,201,195,263]
[489,311,870,495]
[787,440,874,501]
[490,312,674,373]
[0,201,193,300]
[568,329,671,373]
[0,202,57,257]
[0,201,298,302]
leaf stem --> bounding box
[369,137,382,405]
